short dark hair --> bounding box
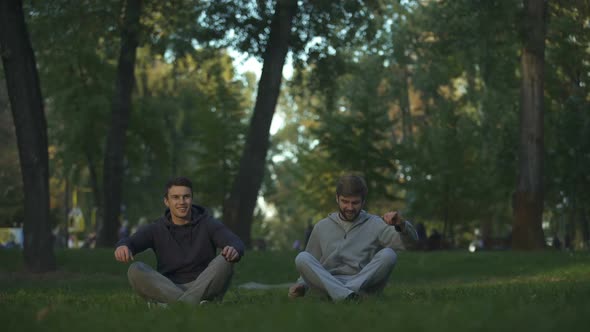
[336,174,368,199]
[164,176,193,197]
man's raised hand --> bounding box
[114,245,134,263]
[382,211,405,231]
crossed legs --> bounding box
[127,255,233,305]
[294,248,397,301]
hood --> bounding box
[328,210,371,225]
[162,204,209,226]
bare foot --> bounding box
[288,283,306,298]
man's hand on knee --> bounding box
[114,245,134,263]
[221,246,240,262]
[288,283,306,298]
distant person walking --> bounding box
[288,174,418,301]
[114,177,245,306]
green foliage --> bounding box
[25,0,121,227]
[3,0,589,249]
[20,2,255,229]
[543,1,590,248]
[266,2,523,244]
[262,0,590,250]
[397,0,521,234]
[123,48,253,221]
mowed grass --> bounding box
[1,249,589,332]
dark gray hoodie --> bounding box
[116,204,245,284]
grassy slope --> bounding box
[1,249,589,332]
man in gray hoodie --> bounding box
[288,174,418,301]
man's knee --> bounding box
[128,261,148,278]
[294,251,313,271]
[210,255,234,275]
[378,248,398,267]
[127,261,152,287]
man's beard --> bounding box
[339,207,360,221]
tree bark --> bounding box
[0,0,56,271]
[86,151,102,231]
[97,0,142,247]
[400,67,413,144]
[581,207,589,250]
[481,216,493,250]
[63,176,70,248]
[223,0,298,246]
[512,0,547,250]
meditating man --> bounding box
[288,174,418,301]
[114,176,245,306]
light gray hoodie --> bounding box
[305,210,418,276]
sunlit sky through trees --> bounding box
[230,48,292,135]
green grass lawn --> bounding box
[1,249,589,331]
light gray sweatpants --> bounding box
[295,248,397,301]
[127,255,233,305]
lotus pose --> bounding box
[289,174,418,301]
[114,177,244,306]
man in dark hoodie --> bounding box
[114,177,245,306]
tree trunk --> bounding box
[97,0,142,247]
[63,176,70,248]
[481,216,493,250]
[512,0,547,250]
[223,0,298,246]
[0,0,56,271]
[400,67,413,144]
[86,151,102,231]
[570,193,588,250]
[581,207,589,250]
[166,62,179,176]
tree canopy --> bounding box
[1,0,589,256]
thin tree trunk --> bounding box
[0,0,56,271]
[223,0,298,246]
[86,151,102,231]
[97,0,142,247]
[442,182,449,241]
[167,62,180,175]
[512,0,547,250]
[481,217,493,249]
[400,67,413,144]
[570,192,588,250]
[581,207,589,249]
[569,197,578,249]
[63,176,70,248]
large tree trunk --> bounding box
[97,0,142,247]
[512,0,547,250]
[223,0,298,246]
[0,0,56,271]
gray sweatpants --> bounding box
[295,248,397,301]
[127,255,233,305]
